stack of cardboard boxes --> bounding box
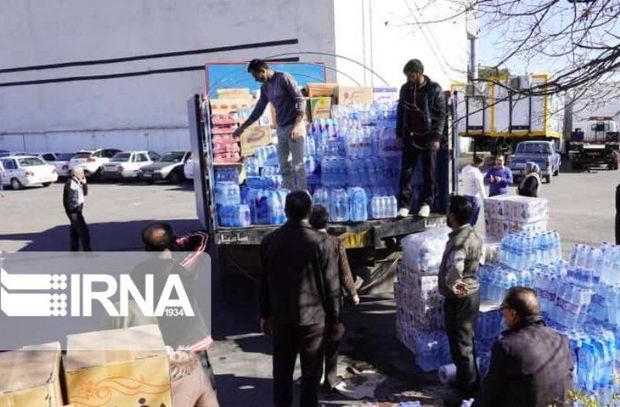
[484,195,549,239]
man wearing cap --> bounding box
[396,58,446,218]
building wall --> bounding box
[0,0,336,152]
[0,0,470,153]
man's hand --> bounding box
[232,126,245,138]
[352,294,360,306]
[260,318,272,336]
[452,282,469,297]
[291,124,305,141]
[330,323,345,341]
[430,140,440,152]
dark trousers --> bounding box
[464,195,482,227]
[398,145,436,210]
[272,322,325,407]
[444,291,480,398]
[616,184,620,245]
[66,207,91,251]
[323,336,339,389]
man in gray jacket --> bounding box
[63,167,91,251]
[439,195,483,400]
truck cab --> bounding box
[569,117,620,171]
[509,141,561,183]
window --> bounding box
[56,153,75,161]
[112,153,131,162]
[160,152,185,163]
[42,154,56,161]
[103,150,120,158]
[137,154,149,162]
[74,152,92,159]
[18,157,46,167]
[148,152,160,161]
[1,160,16,170]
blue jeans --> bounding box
[464,195,482,227]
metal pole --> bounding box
[452,91,460,196]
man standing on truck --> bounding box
[396,59,446,218]
[484,155,513,197]
[260,191,341,407]
[234,59,307,191]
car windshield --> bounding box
[56,153,74,160]
[160,152,185,163]
[516,144,551,154]
[74,152,92,159]
[112,153,131,162]
[18,157,46,166]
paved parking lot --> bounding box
[0,163,616,253]
[0,180,198,252]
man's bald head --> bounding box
[502,286,541,319]
[142,222,175,252]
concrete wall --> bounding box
[0,0,470,152]
[0,0,336,152]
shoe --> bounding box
[398,208,410,217]
[418,204,430,218]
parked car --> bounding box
[183,152,208,181]
[101,151,161,180]
[508,141,561,183]
[138,151,190,183]
[48,152,76,178]
[0,151,27,158]
[69,149,122,178]
[0,155,58,189]
[32,152,75,178]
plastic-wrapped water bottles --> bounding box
[215,181,241,205]
[348,187,368,222]
[329,188,349,222]
[218,204,251,227]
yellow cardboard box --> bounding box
[306,83,339,98]
[240,126,273,156]
[337,86,374,105]
[307,97,332,121]
[0,342,64,407]
[210,98,255,115]
[216,88,253,99]
[65,325,172,407]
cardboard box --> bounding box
[307,97,332,121]
[337,86,373,105]
[210,98,255,115]
[373,87,399,104]
[65,325,172,407]
[306,82,338,98]
[0,342,64,407]
[240,126,273,156]
[216,88,253,99]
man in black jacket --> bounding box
[396,59,446,218]
[475,287,573,407]
[62,167,91,251]
[260,191,341,407]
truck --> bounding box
[452,74,564,156]
[508,140,561,184]
[186,62,457,296]
[568,117,620,171]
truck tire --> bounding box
[554,166,560,176]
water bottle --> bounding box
[349,188,368,222]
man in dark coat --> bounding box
[259,191,341,407]
[474,287,574,407]
[62,167,91,251]
[396,58,446,218]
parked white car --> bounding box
[69,149,122,178]
[138,151,190,183]
[183,153,208,181]
[0,156,58,189]
[101,151,161,180]
[35,152,75,178]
